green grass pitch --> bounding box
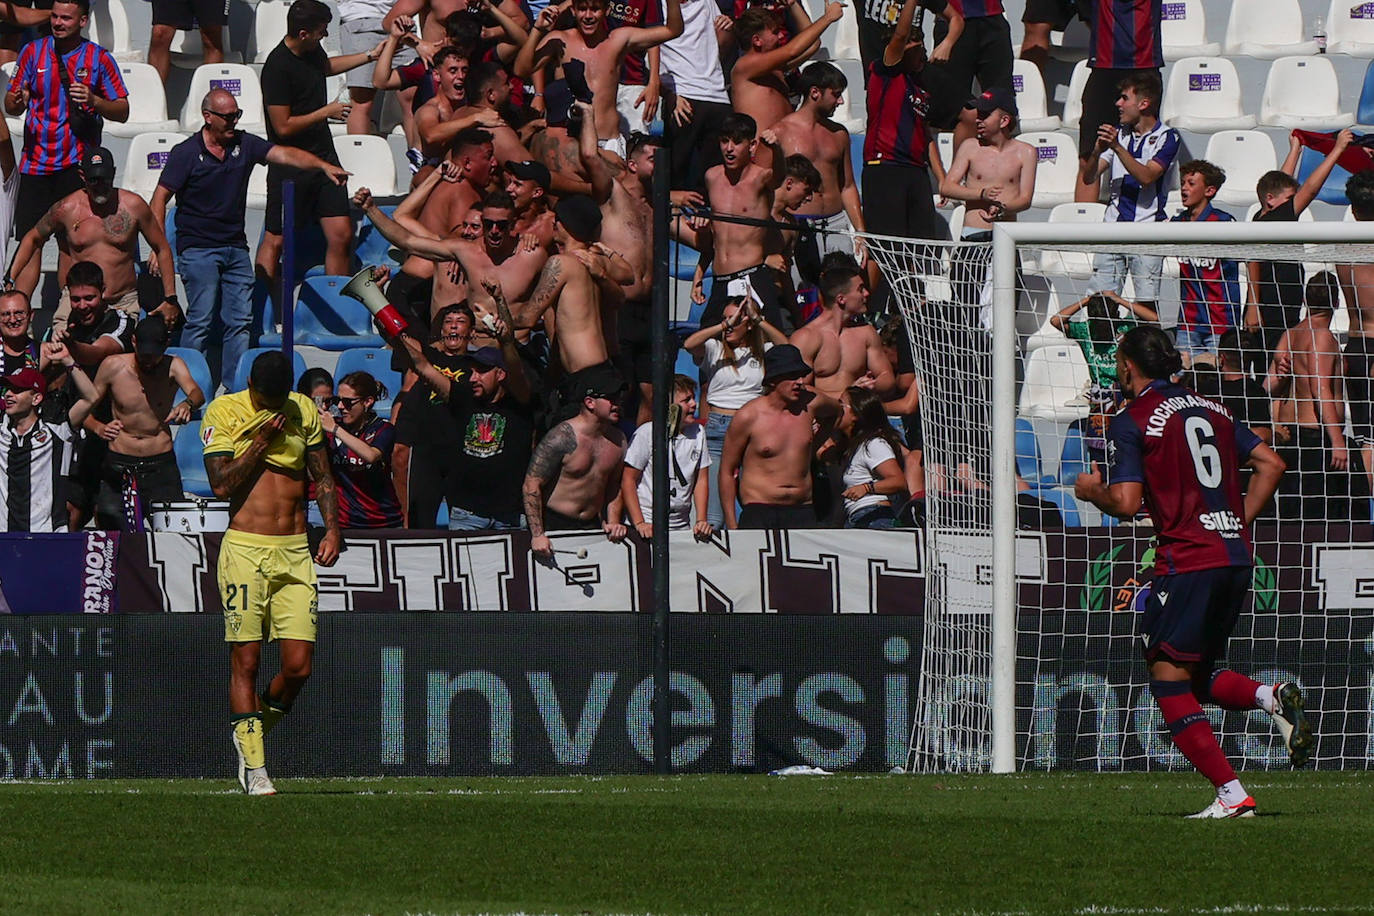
[3,772,1372,915]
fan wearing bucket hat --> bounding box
[716,343,841,530]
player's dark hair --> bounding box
[339,370,387,404]
[433,44,469,68]
[672,374,697,398]
[799,61,847,98]
[735,7,781,49]
[286,0,332,36]
[472,60,507,96]
[296,367,334,396]
[1348,170,1374,221]
[452,127,494,156]
[1118,71,1162,114]
[1255,170,1298,202]
[820,250,862,275]
[1083,294,1119,350]
[1306,270,1340,314]
[840,386,905,467]
[481,189,516,212]
[1180,159,1226,191]
[718,112,757,143]
[785,154,822,190]
[1118,325,1183,380]
[249,351,293,400]
[65,260,104,292]
[819,263,862,305]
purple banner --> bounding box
[0,533,118,614]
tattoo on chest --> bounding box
[101,209,133,239]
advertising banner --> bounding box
[0,532,118,614]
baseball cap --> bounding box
[578,362,626,400]
[2,366,46,395]
[134,316,170,356]
[81,147,116,181]
[965,87,1018,118]
[554,194,602,243]
[505,159,551,190]
[470,346,507,370]
[762,344,811,385]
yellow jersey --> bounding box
[201,390,324,472]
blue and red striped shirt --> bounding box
[1173,203,1241,336]
[946,0,1003,17]
[328,414,403,528]
[864,60,932,168]
[15,38,126,175]
[1088,0,1164,70]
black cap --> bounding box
[134,316,169,355]
[762,344,811,385]
[965,87,1018,117]
[578,362,626,400]
[506,159,551,190]
[81,146,116,181]
[470,346,507,370]
[554,194,602,243]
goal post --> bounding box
[862,218,1374,775]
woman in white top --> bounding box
[682,294,788,528]
[834,387,907,529]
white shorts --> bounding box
[598,134,628,160]
[799,210,856,258]
[341,18,416,90]
[616,83,652,136]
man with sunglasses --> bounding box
[151,89,350,393]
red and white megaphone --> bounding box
[342,265,409,337]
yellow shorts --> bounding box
[218,529,318,643]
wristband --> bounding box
[163,295,179,306]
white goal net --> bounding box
[863,221,1374,774]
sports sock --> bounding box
[1255,683,1275,715]
[1207,670,1263,711]
[1218,778,1249,807]
[1151,679,1237,789]
[231,713,266,770]
[259,691,290,735]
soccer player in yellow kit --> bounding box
[202,351,341,795]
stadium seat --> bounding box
[1021,132,1078,208]
[0,63,22,136]
[173,421,215,498]
[226,347,308,394]
[1018,345,1090,422]
[168,28,243,70]
[1031,202,1107,277]
[1161,0,1220,60]
[1055,422,1095,486]
[936,131,955,169]
[246,157,268,210]
[118,132,187,202]
[1033,486,1082,527]
[246,0,292,64]
[668,239,703,282]
[1060,59,1090,130]
[354,205,403,271]
[166,347,215,413]
[332,347,403,412]
[1160,57,1257,132]
[1357,60,1374,126]
[1260,56,1355,130]
[1014,416,1047,485]
[327,74,349,136]
[1328,0,1374,56]
[802,0,860,61]
[106,64,180,138]
[87,0,143,62]
[1012,60,1060,132]
[1203,131,1279,206]
[335,135,398,198]
[180,64,265,133]
[850,132,865,187]
[294,275,386,349]
[1222,0,1319,58]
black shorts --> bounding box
[920,15,1015,131]
[14,167,83,240]
[1022,0,1081,30]
[264,164,351,235]
[68,431,107,515]
[737,503,816,529]
[151,0,229,29]
[1347,335,1374,446]
[97,450,184,530]
[1079,67,1160,159]
[617,300,676,387]
[0,0,50,38]
[701,264,791,334]
[1140,566,1251,666]
[384,269,434,371]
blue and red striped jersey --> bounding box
[864,60,932,168]
[1107,379,1260,574]
[15,38,127,175]
[946,0,1004,17]
[1173,203,1241,336]
[328,414,403,529]
[1088,0,1164,70]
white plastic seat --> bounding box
[0,63,25,137]
[247,1,292,64]
[87,0,144,62]
[1327,0,1374,56]
[169,27,243,70]
[1160,57,1257,132]
[1203,130,1279,206]
[1161,0,1220,60]
[936,132,955,169]
[118,131,188,200]
[1060,59,1090,130]
[326,73,349,135]
[1034,203,1108,278]
[105,63,180,138]
[247,158,268,210]
[1222,0,1319,58]
[1012,59,1060,132]
[335,135,397,197]
[181,64,266,133]
[1021,132,1078,208]
[1260,56,1354,130]
[1019,345,1091,422]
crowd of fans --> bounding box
[0,0,1368,537]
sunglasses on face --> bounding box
[204,109,243,123]
[333,396,365,408]
[483,218,513,229]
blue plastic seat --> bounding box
[1357,60,1374,127]
[668,239,705,282]
[1033,486,1081,527]
[252,278,282,348]
[1015,417,1046,486]
[1057,422,1095,486]
[1295,145,1354,206]
[293,275,385,349]
[354,205,402,271]
[226,347,309,394]
[173,421,215,498]
[166,347,214,415]
[332,347,403,412]
[851,133,865,188]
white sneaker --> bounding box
[1186,795,1256,819]
[246,769,277,796]
[231,731,247,793]
[1271,682,1314,768]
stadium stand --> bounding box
[335,135,399,197]
[1018,345,1091,423]
[1259,56,1355,130]
[180,63,265,133]
[1012,60,1060,132]
[333,347,403,412]
[166,347,215,414]
[1021,132,1078,208]
[246,0,292,64]
[1327,0,1374,56]
[87,0,143,62]
[1203,130,1280,206]
[1161,0,1220,60]
[118,131,186,200]
[1161,57,1257,131]
[1058,59,1089,131]
[1222,0,1319,58]
[105,64,180,138]
[172,419,214,497]
[294,276,387,350]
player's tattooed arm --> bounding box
[523,422,576,549]
[307,445,342,566]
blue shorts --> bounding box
[1140,566,1251,666]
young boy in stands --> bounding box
[1172,160,1243,368]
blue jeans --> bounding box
[1090,252,1163,302]
[448,505,524,531]
[1175,327,1222,360]
[178,245,253,392]
[704,410,733,529]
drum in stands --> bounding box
[148,499,231,533]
